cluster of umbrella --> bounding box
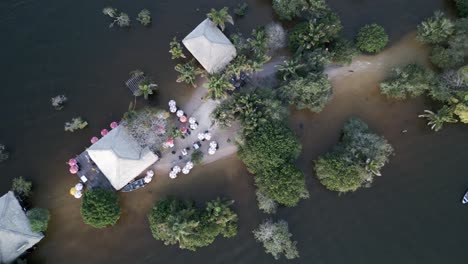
[197,131,212,141]
[144,170,154,183]
[68,158,79,174]
[69,183,83,199]
[169,161,194,179]
[90,121,119,144]
[169,100,199,126]
[208,141,218,155]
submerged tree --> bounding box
[11,176,32,199]
[206,74,234,100]
[234,2,248,17]
[330,38,358,65]
[356,24,388,53]
[27,208,50,233]
[455,0,468,17]
[417,11,454,44]
[379,64,435,100]
[253,219,299,260]
[64,117,88,132]
[51,95,67,110]
[175,60,203,87]
[418,106,458,132]
[255,190,277,214]
[103,7,130,28]
[81,189,121,228]
[137,9,151,26]
[207,7,234,31]
[169,37,186,59]
[0,144,9,162]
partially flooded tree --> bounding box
[169,37,186,59]
[253,219,299,260]
[417,11,454,44]
[102,7,130,28]
[11,176,32,199]
[27,208,50,233]
[255,190,277,214]
[356,24,388,53]
[206,74,234,100]
[137,9,151,26]
[64,117,88,132]
[379,64,435,100]
[419,106,458,132]
[175,60,203,87]
[207,7,234,31]
[51,95,67,110]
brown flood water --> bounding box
[1,0,467,263]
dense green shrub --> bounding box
[330,38,359,65]
[356,24,388,53]
[455,0,468,17]
[27,208,50,233]
[11,176,32,199]
[147,197,237,251]
[191,149,204,165]
[80,189,121,228]
[272,0,327,20]
[279,73,333,112]
[379,64,435,99]
[314,118,394,193]
[430,46,465,69]
[253,219,299,260]
[416,11,454,44]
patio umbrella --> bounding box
[144,175,153,183]
[172,166,181,173]
[209,141,217,148]
[90,136,99,144]
[186,161,194,169]
[180,126,188,134]
[170,106,177,113]
[74,190,82,199]
[69,165,79,174]
[182,167,190,174]
[179,115,187,123]
[110,122,119,129]
[147,170,155,177]
[168,100,176,107]
[204,132,212,141]
[176,110,184,117]
[101,129,109,136]
[197,133,205,140]
[169,171,177,179]
[75,183,83,191]
[190,123,198,130]
[68,158,77,166]
[189,117,196,124]
[208,148,216,155]
[69,187,77,196]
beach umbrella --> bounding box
[180,126,188,134]
[169,106,177,113]
[69,165,79,174]
[167,138,174,145]
[189,117,196,124]
[209,141,217,148]
[182,167,190,174]
[197,133,205,141]
[75,183,83,191]
[176,110,184,117]
[90,136,99,144]
[190,123,198,130]
[186,161,194,169]
[110,122,119,129]
[101,129,109,136]
[173,166,181,173]
[168,100,176,107]
[74,190,82,199]
[68,158,77,166]
[179,115,188,123]
[169,171,177,179]
[147,170,155,177]
[208,148,216,155]
[144,175,153,183]
[204,132,212,141]
[69,187,77,196]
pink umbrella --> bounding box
[180,115,187,123]
[167,138,174,145]
[90,136,99,144]
[69,165,79,174]
[180,126,187,134]
[68,158,77,166]
[110,122,118,129]
[101,129,109,136]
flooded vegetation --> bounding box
[1,0,468,263]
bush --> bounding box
[330,38,358,65]
[0,144,9,162]
[255,190,277,214]
[379,64,435,99]
[137,9,151,26]
[148,197,238,251]
[416,11,454,44]
[253,219,299,260]
[430,46,465,69]
[356,24,388,53]
[27,208,50,233]
[80,189,120,228]
[455,0,468,17]
[279,73,333,112]
[11,176,32,199]
[272,0,327,20]
[314,118,394,193]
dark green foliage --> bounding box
[80,189,121,228]
[206,74,234,100]
[314,118,394,193]
[147,197,238,251]
[27,208,50,233]
[191,149,204,165]
[11,176,32,199]
[279,73,333,112]
[455,0,468,17]
[272,0,327,20]
[430,45,465,69]
[379,64,435,100]
[234,2,248,17]
[330,38,358,65]
[299,48,332,73]
[418,106,458,131]
[238,122,308,206]
[356,24,388,53]
[416,11,454,44]
[288,11,342,52]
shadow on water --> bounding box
[1,0,467,263]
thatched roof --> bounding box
[183,18,236,74]
[87,125,158,190]
[0,191,43,263]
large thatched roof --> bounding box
[183,18,236,74]
[87,125,158,190]
[0,191,43,263]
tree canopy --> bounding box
[356,24,388,53]
[27,208,50,233]
[253,219,299,260]
[379,64,435,100]
[147,197,237,251]
[80,189,121,228]
[416,11,454,44]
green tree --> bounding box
[80,189,121,228]
[206,74,234,100]
[224,55,253,79]
[272,0,327,20]
[455,0,468,17]
[255,190,277,214]
[279,73,333,112]
[276,58,306,81]
[207,7,234,31]
[330,38,358,65]
[27,208,50,233]
[137,9,151,26]
[379,64,435,100]
[253,219,299,260]
[418,106,458,131]
[191,149,204,165]
[356,24,388,53]
[175,60,203,87]
[430,45,464,69]
[454,103,468,123]
[138,82,157,100]
[416,11,454,44]
[169,37,186,59]
[11,176,32,199]
[315,155,368,192]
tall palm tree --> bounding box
[206,74,234,100]
[418,105,457,131]
[175,60,203,87]
[276,58,306,81]
[207,7,234,31]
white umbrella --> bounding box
[169,106,177,113]
[186,161,194,169]
[197,133,205,140]
[208,148,216,155]
[182,167,190,174]
[168,100,176,107]
[147,170,154,177]
[190,123,198,130]
[176,110,184,117]
[169,171,178,179]
[189,117,196,124]
[75,183,83,191]
[74,190,82,199]
[204,133,212,141]
[209,141,217,149]
[172,166,181,173]
[144,175,153,183]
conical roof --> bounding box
[183,18,237,74]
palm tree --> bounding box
[169,37,186,59]
[276,58,306,81]
[137,9,151,26]
[207,7,234,31]
[418,105,457,131]
[365,158,383,176]
[138,80,157,100]
[248,28,268,55]
[175,60,203,87]
[207,74,234,100]
[224,55,252,79]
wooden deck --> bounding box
[75,151,114,190]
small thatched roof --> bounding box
[183,18,237,74]
[0,191,44,263]
[87,125,158,190]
